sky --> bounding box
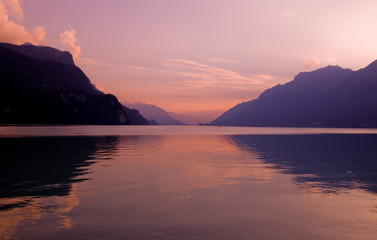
[2,0,377,121]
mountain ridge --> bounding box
[210,61,377,127]
[0,42,75,65]
[167,112,206,125]
[0,43,149,125]
[125,102,184,125]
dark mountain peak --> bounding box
[0,43,149,125]
[283,65,353,92]
[323,64,342,69]
[0,44,98,95]
[0,42,74,65]
[257,65,353,102]
[295,65,349,80]
[210,59,377,127]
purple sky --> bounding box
[2,0,377,120]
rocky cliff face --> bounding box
[0,43,148,125]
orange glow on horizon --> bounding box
[2,0,377,118]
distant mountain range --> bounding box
[167,112,206,125]
[210,61,377,127]
[0,43,148,125]
[125,102,184,125]
[5,42,377,127]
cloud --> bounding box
[281,12,295,17]
[77,57,151,71]
[3,0,23,20]
[77,57,114,67]
[255,74,275,80]
[160,59,264,90]
[204,57,240,64]
[33,26,46,44]
[59,28,81,59]
[0,0,47,44]
[304,58,320,70]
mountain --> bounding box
[210,61,377,127]
[125,102,184,125]
[0,43,149,125]
[167,112,206,125]
[122,106,150,125]
[0,42,75,65]
[230,134,377,194]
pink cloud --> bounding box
[78,57,151,71]
[3,0,23,20]
[0,0,46,44]
[204,57,240,64]
[160,59,265,91]
[162,59,262,84]
[326,58,336,62]
[255,74,275,80]
[78,57,114,67]
[304,58,321,70]
[33,26,47,44]
[59,28,81,59]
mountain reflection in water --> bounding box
[0,137,118,207]
[1,132,377,240]
[230,134,377,194]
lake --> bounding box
[1,125,377,240]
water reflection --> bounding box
[112,135,275,193]
[0,136,119,239]
[1,133,377,240]
[229,134,377,193]
[0,137,118,203]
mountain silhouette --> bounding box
[210,61,377,127]
[125,102,184,125]
[0,42,75,65]
[0,137,117,206]
[229,134,377,194]
[0,43,148,125]
[167,112,206,125]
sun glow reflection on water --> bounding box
[1,125,377,137]
[1,126,377,239]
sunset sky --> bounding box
[2,0,377,120]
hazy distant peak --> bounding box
[131,101,161,110]
[125,101,184,125]
[167,112,207,125]
[132,101,144,104]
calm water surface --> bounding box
[1,126,377,239]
